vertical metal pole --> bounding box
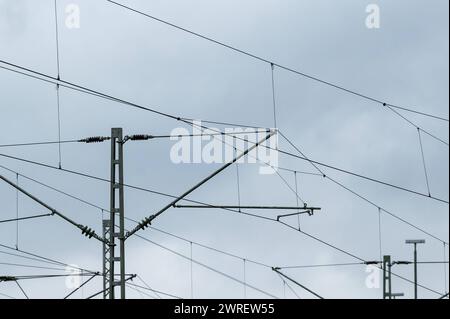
[118,131,126,299]
[414,243,418,299]
[388,262,392,300]
[108,129,118,299]
[102,219,111,299]
[103,128,126,299]
[406,239,424,299]
[383,255,392,299]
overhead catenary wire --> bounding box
[174,205,318,210]
[174,121,448,246]
[195,116,447,205]
[326,175,447,244]
[277,130,449,244]
[1,273,130,281]
[86,275,136,299]
[243,259,247,299]
[0,165,302,300]
[102,0,450,160]
[0,213,54,224]
[278,262,364,270]
[55,84,62,169]
[0,56,448,205]
[15,280,29,299]
[439,293,449,299]
[0,292,15,299]
[0,131,269,148]
[277,273,301,299]
[7,126,450,294]
[127,282,183,299]
[0,151,444,270]
[104,0,450,125]
[64,273,99,299]
[0,139,79,148]
[133,233,279,299]
[1,145,447,268]
[234,140,242,212]
[125,131,276,238]
[236,163,242,212]
[0,174,106,244]
[0,158,279,225]
[136,215,444,297]
[0,3,446,296]
[0,59,447,204]
[1,162,443,298]
[283,261,449,268]
[416,261,449,265]
[126,121,307,212]
[378,207,383,263]
[148,226,272,269]
[135,131,268,139]
[0,243,99,275]
[384,104,449,146]
[272,267,323,299]
[294,171,301,230]
[136,275,162,299]
[0,261,65,271]
[417,128,432,196]
[185,120,307,205]
[276,138,448,204]
[0,250,67,269]
[0,163,108,213]
[187,117,449,204]
[126,283,155,299]
[276,220,444,296]
[53,0,63,169]
[0,133,404,200]
[0,133,319,176]
[0,132,321,177]
[190,242,194,299]
[444,243,448,294]
[106,220,274,301]
[15,173,19,249]
[0,126,445,298]
[191,116,449,204]
[53,0,61,79]
[271,63,278,128]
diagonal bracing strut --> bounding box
[0,174,107,244]
[125,129,277,239]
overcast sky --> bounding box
[0,0,448,299]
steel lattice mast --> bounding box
[103,128,126,299]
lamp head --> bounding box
[405,239,425,244]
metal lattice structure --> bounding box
[383,255,392,299]
[103,128,126,299]
[102,219,112,299]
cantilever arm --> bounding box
[174,205,321,211]
[0,174,107,244]
[173,205,321,221]
[126,130,277,239]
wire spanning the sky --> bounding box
[0,150,447,245]
[0,0,448,300]
[105,0,449,124]
[0,60,447,205]
[0,161,445,298]
[0,148,446,298]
